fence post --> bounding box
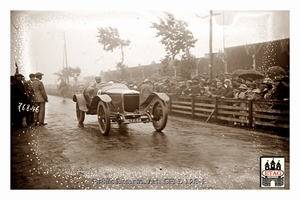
[248,100,253,128]
[191,96,195,119]
[214,97,219,123]
[169,94,172,114]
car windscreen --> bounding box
[99,83,129,92]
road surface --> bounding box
[11,95,289,189]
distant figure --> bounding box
[59,79,68,101]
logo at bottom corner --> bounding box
[260,156,285,187]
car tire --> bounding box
[151,98,168,132]
[76,102,85,123]
[97,101,111,135]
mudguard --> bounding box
[73,94,88,112]
[89,94,112,110]
[139,92,170,110]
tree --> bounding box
[179,56,197,80]
[54,66,81,85]
[96,27,130,80]
[151,12,198,73]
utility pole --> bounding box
[196,11,221,81]
[223,11,227,74]
[63,32,69,85]
[209,10,213,82]
[63,32,68,69]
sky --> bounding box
[10,9,290,85]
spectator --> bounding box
[176,82,187,96]
[32,72,48,126]
[23,73,36,125]
[189,79,200,96]
[223,78,234,98]
[258,78,273,99]
[269,76,289,100]
[246,82,260,100]
[185,80,193,95]
[236,84,248,126]
[212,81,227,98]
[11,73,29,129]
[168,82,177,95]
[199,86,212,97]
[245,78,254,87]
[58,78,68,101]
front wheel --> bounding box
[97,101,111,135]
[76,102,85,123]
[151,98,168,132]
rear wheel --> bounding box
[151,98,168,132]
[97,101,111,135]
[76,102,85,123]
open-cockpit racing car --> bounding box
[73,82,169,135]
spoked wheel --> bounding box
[76,102,85,123]
[151,98,168,132]
[97,101,111,135]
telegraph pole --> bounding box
[63,32,68,69]
[63,32,69,85]
[209,10,213,82]
[223,11,227,74]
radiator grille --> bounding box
[124,94,139,112]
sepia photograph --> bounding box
[5,1,297,197]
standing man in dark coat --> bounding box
[32,72,48,125]
[24,73,36,125]
[11,73,29,129]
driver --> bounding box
[84,75,104,104]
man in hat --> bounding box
[212,81,227,98]
[11,73,29,129]
[84,75,105,105]
[269,76,289,100]
[223,79,234,98]
[24,73,36,125]
[32,72,48,125]
[245,82,260,100]
[258,78,273,99]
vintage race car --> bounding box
[72,82,169,135]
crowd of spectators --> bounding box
[11,72,49,130]
[122,66,289,102]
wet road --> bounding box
[11,95,289,189]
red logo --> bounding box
[261,170,284,177]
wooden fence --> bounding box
[169,95,289,130]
